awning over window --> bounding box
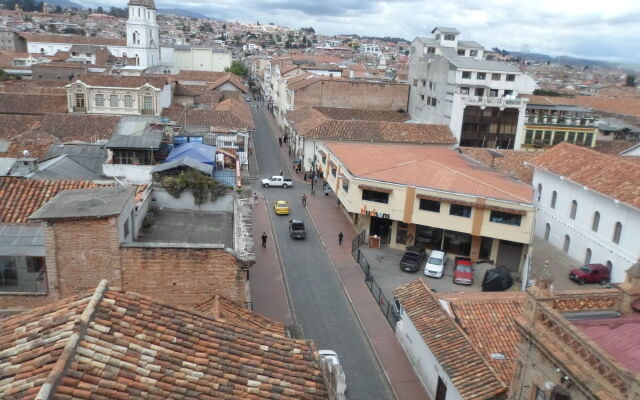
[485,205,527,215]
[359,184,392,194]
[318,149,327,157]
[328,160,337,169]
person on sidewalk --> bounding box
[278,137,282,147]
[301,193,307,207]
[261,232,268,248]
[338,232,344,246]
[303,171,307,181]
[279,169,283,176]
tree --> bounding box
[96,6,103,13]
[53,5,62,13]
[225,61,248,77]
[625,74,636,87]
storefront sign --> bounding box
[360,205,390,219]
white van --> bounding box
[424,249,447,278]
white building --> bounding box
[173,46,232,72]
[361,43,381,55]
[408,27,535,149]
[529,143,640,283]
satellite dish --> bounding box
[22,149,30,157]
[486,149,504,168]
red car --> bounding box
[453,257,473,285]
[569,263,610,285]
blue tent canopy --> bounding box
[165,143,216,165]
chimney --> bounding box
[12,157,38,176]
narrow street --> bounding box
[249,102,395,400]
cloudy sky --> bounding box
[93,0,640,63]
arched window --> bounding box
[537,183,542,202]
[74,90,85,112]
[138,7,140,17]
[606,260,613,271]
[570,200,577,220]
[592,211,600,232]
[40,48,45,55]
[550,191,557,209]
[544,223,551,241]
[563,235,570,252]
[142,92,154,115]
[613,222,622,244]
[584,248,592,265]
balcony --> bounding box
[141,108,155,116]
[460,95,523,108]
[72,106,87,113]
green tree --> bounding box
[96,6,103,13]
[225,61,248,77]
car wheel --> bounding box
[264,183,269,188]
[578,278,586,285]
[283,184,288,188]
[600,279,609,285]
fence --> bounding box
[351,234,400,331]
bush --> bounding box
[159,169,229,205]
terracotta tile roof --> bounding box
[285,71,314,85]
[0,114,41,140]
[460,147,538,184]
[287,75,333,91]
[38,113,120,143]
[0,177,98,223]
[394,280,507,399]
[0,93,67,115]
[74,74,168,89]
[286,106,329,133]
[195,295,286,336]
[0,281,328,399]
[2,141,53,159]
[0,80,68,95]
[209,73,248,93]
[162,108,251,130]
[594,140,640,155]
[21,33,126,46]
[304,120,456,144]
[315,107,410,122]
[174,70,229,82]
[529,142,640,209]
[439,292,525,385]
[326,142,533,203]
[523,94,640,118]
[215,98,255,128]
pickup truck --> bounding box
[261,176,293,188]
[289,219,306,239]
[399,246,426,273]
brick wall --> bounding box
[295,81,409,111]
[0,293,52,311]
[120,246,245,307]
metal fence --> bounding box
[351,235,399,331]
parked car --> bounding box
[453,257,473,285]
[399,246,426,273]
[569,263,610,285]
[424,249,447,278]
[273,200,289,215]
[245,95,251,102]
[289,219,306,239]
[319,350,347,393]
[262,176,293,188]
[391,297,403,319]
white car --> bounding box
[424,249,447,278]
[319,350,340,367]
[319,350,347,394]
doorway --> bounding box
[496,240,524,273]
[435,377,447,400]
[370,216,392,245]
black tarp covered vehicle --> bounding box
[481,267,514,291]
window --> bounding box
[109,94,119,107]
[606,260,613,271]
[142,94,153,114]
[489,210,522,226]
[469,50,478,57]
[341,180,349,193]
[563,235,570,252]
[552,131,565,145]
[422,80,426,86]
[420,94,425,101]
[544,223,551,241]
[477,72,486,80]
[462,71,471,79]
[124,217,130,239]
[506,74,516,81]
[123,94,133,108]
[427,47,436,54]
[435,34,440,40]
[40,48,45,55]
[504,89,513,96]
[576,131,585,145]
[95,93,105,107]
[491,73,501,80]
[0,256,46,293]
[430,97,437,107]
[449,204,471,218]
[543,131,552,145]
[428,81,433,90]
[444,34,455,40]
[525,129,533,144]
[460,87,470,95]
[419,199,440,212]
[413,79,417,87]
[475,88,484,97]
[551,191,557,209]
[570,200,577,219]
[331,167,336,177]
[567,131,576,143]
[592,211,600,232]
[585,248,592,265]
[537,183,542,201]
[362,189,389,204]
[613,222,622,244]
[74,92,85,110]
[585,132,594,146]
[489,89,498,97]
[396,221,408,244]
[457,49,465,56]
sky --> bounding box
[90,0,640,64]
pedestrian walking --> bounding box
[303,171,307,181]
[261,232,268,248]
[278,137,282,147]
[301,193,307,207]
[279,169,283,176]
[288,147,291,156]
[338,232,344,246]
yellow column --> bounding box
[403,187,415,223]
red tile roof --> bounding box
[215,98,255,128]
[0,114,41,140]
[0,281,328,399]
[174,71,249,92]
[21,33,126,46]
[315,107,409,122]
[594,140,640,155]
[162,108,251,130]
[0,93,67,115]
[195,295,286,335]
[38,113,120,143]
[529,142,640,209]
[524,94,640,118]
[0,177,98,223]
[74,74,168,89]
[394,280,507,399]
[303,120,455,144]
[460,147,538,184]
[326,142,533,203]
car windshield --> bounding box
[580,266,592,273]
[278,202,287,207]
[427,256,443,265]
[291,223,304,230]
[456,265,472,273]
[404,252,420,259]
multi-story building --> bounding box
[173,46,232,72]
[529,143,640,283]
[408,27,536,149]
[320,142,535,275]
[523,96,598,149]
[0,29,27,52]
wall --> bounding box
[120,244,245,306]
[174,48,232,72]
[532,169,639,283]
[408,56,453,125]
[102,164,155,183]
[294,80,409,112]
[395,313,464,400]
[152,188,234,212]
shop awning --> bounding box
[359,184,392,194]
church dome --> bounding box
[128,0,156,9]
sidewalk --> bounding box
[305,192,431,400]
[249,195,292,326]
[263,109,309,184]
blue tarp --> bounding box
[165,143,216,165]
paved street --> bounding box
[249,102,396,400]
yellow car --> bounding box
[273,200,289,215]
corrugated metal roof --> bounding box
[441,48,521,72]
[106,132,162,149]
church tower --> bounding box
[126,0,160,68]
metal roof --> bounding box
[441,48,521,73]
[24,155,99,181]
[0,158,17,176]
[431,27,460,34]
[151,156,213,175]
[106,132,163,149]
[29,186,135,220]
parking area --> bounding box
[360,236,601,301]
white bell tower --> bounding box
[126,0,160,68]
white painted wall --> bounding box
[174,48,232,72]
[159,84,172,108]
[152,188,234,212]
[395,313,464,400]
[532,169,639,283]
[102,164,155,183]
